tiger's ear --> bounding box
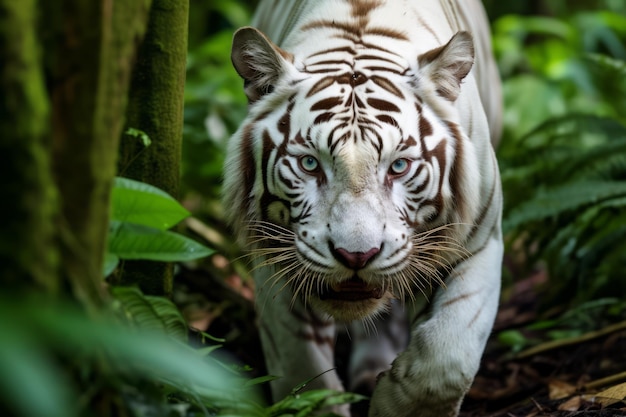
[418,31,474,102]
[231,26,294,103]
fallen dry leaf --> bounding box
[557,395,582,411]
[585,382,626,407]
[549,379,577,400]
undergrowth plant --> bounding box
[3,173,363,417]
[494,10,626,331]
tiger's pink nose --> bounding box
[332,247,380,270]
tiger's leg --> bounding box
[348,300,409,417]
[254,266,348,414]
[368,235,502,417]
[348,300,409,395]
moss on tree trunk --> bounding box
[42,0,153,305]
[0,0,58,294]
[1,0,185,300]
[117,0,189,296]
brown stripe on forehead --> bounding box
[365,26,409,41]
[307,77,337,97]
[371,75,404,98]
[363,65,405,75]
[303,67,344,75]
[367,97,400,112]
[349,0,383,17]
[416,13,440,43]
[301,13,405,42]
[357,54,401,65]
[360,41,403,56]
[376,114,398,127]
[419,114,433,138]
[301,19,362,35]
[312,96,343,111]
[309,58,353,68]
[278,101,294,136]
[398,135,417,151]
[308,45,357,58]
[293,131,307,145]
[315,112,335,125]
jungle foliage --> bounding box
[2,1,626,417]
[493,8,626,334]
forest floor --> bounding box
[176,257,626,417]
[459,270,626,417]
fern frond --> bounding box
[586,53,626,78]
[503,180,626,233]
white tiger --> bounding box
[222,0,502,416]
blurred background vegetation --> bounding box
[2,0,626,416]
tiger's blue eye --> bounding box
[299,155,320,173]
[389,158,411,176]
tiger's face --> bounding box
[225,27,481,321]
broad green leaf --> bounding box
[111,177,190,230]
[0,299,257,411]
[108,221,214,262]
[0,319,73,417]
[103,252,119,276]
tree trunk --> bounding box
[117,0,189,296]
[0,0,58,294]
[42,0,153,306]
[1,0,187,300]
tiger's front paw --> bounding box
[367,349,473,417]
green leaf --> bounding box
[111,177,190,230]
[0,319,73,417]
[103,252,119,276]
[244,374,281,387]
[125,127,152,147]
[197,345,223,356]
[504,180,626,233]
[0,298,260,414]
[269,389,366,417]
[547,329,583,341]
[108,221,214,262]
[112,286,188,341]
[199,330,226,343]
[497,329,529,352]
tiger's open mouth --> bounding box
[319,277,384,301]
